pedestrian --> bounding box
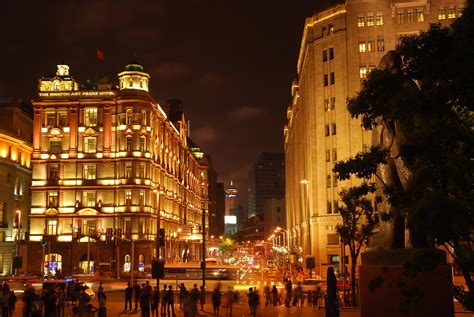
[98,292,107,317]
[22,286,35,316]
[98,282,104,296]
[30,291,41,317]
[211,289,221,315]
[225,287,234,316]
[43,287,58,317]
[151,286,159,317]
[124,282,133,311]
[325,267,340,317]
[140,285,151,317]
[263,283,271,307]
[2,284,11,317]
[166,285,175,317]
[161,284,168,316]
[295,282,303,308]
[284,280,292,307]
[178,283,186,310]
[57,288,66,317]
[7,290,16,316]
[199,286,205,312]
[134,282,141,311]
[271,285,278,306]
[78,289,91,317]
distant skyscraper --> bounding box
[224,181,238,216]
[248,152,285,218]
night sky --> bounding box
[1,1,328,205]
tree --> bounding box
[336,183,379,307]
[334,2,474,309]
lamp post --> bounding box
[201,201,206,290]
[14,209,21,276]
[275,227,291,280]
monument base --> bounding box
[359,248,454,317]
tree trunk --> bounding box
[351,254,357,307]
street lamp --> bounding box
[14,209,21,276]
[275,227,291,280]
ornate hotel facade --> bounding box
[26,63,209,276]
[284,0,464,276]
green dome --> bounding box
[125,63,144,72]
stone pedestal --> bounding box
[359,248,454,317]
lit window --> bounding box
[438,8,446,20]
[331,123,336,135]
[140,136,146,152]
[126,162,132,178]
[330,72,335,85]
[126,109,133,125]
[328,24,334,34]
[124,255,131,272]
[376,12,383,25]
[46,112,56,127]
[397,11,405,24]
[53,82,60,91]
[84,108,97,127]
[367,14,374,26]
[140,163,146,178]
[448,7,456,19]
[126,137,133,151]
[48,164,59,180]
[329,47,334,60]
[324,99,329,111]
[417,9,425,22]
[323,50,328,62]
[359,41,366,53]
[126,191,132,205]
[84,192,96,207]
[84,137,97,153]
[367,40,375,52]
[58,112,68,127]
[138,254,145,272]
[47,220,58,235]
[84,164,96,180]
[407,10,414,23]
[139,191,145,205]
[360,66,368,79]
[49,140,62,154]
[48,192,58,208]
[357,15,365,27]
[377,39,385,52]
[330,97,336,110]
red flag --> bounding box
[97,49,104,61]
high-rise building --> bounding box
[0,99,33,275]
[29,63,209,276]
[224,181,238,216]
[215,183,226,237]
[284,0,464,276]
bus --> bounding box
[163,263,241,281]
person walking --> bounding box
[263,283,271,307]
[199,286,205,312]
[140,286,151,317]
[178,283,186,310]
[98,292,107,317]
[325,267,340,317]
[161,284,168,316]
[211,289,221,316]
[295,282,303,308]
[124,282,133,311]
[284,280,292,308]
[166,285,175,317]
[151,286,159,317]
[271,285,278,307]
[134,282,142,311]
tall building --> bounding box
[248,152,285,219]
[284,0,464,276]
[0,99,33,275]
[215,183,226,237]
[29,63,209,276]
[224,181,238,235]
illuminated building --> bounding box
[28,63,209,276]
[284,0,464,276]
[0,99,32,275]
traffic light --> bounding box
[105,228,113,246]
[114,228,122,246]
[152,259,165,279]
[159,228,165,247]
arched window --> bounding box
[138,254,145,272]
[140,136,146,152]
[126,109,133,125]
[44,253,62,277]
[124,254,131,272]
[126,136,133,152]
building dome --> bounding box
[125,62,144,72]
[118,61,150,92]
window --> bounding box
[377,39,385,52]
[325,124,330,137]
[126,109,133,124]
[46,112,56,127]
[333,174,338,187]
[323,50,328,62]
[84,192,96,207]
[324,99,329,111]
[357,15,365,27]
[397,11,405,24]
[48,192,58,208]
[84,164,96,180]
[58,112,68,127]
[50,140,62,154]
[333,200,339,213]
[332,148,337,161]
[323,74,329,87]
[327,201,332,214]
[125,219,132,234]
[329,47,334,60]
[438,8,446,20]
[140,136,146,152]
[84,137,96,153]
[330,72,335,85]
[407,10,414,23]
[448,7,456,19]
[138,254,145,272]
[360,66,368,79]
[125,162,132,178]
[125,191,132,205]
[48,164,59,180]
[322,25,327,37]
[326,150,331,162]
[124,255,131,273]
[84,108,97,127]
[140,163,146,178]
[141,110,147,126]
[331,123,336,135]
[47,220,58,235]
[367,13,374,26]
[126,137,133,151]
[417,9,425,22]
[330,97,336,110]
[139,191,144,205]
[328,24,334,35]
[326,175,331,188]
[376,12,383,25]
[358,41,366,53]
[367,40,375,52]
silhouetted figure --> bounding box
[325,267,339,317]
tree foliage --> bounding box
[334,2,474,309]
